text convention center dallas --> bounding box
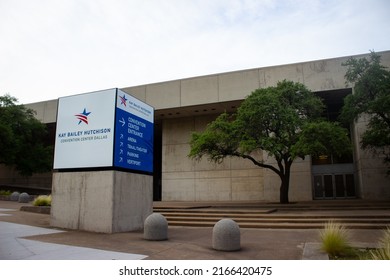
[2,51,390,202]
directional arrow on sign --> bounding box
[119,117,125,127]
[120,149,123,154]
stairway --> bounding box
[153,204,390,229]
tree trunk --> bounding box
[279,162,291,204]
[279,176,290,204]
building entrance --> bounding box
[312,157,356,199]
[311,88,356,200]
[313,172,356,199]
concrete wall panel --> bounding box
[218,69,259,101]
[289,172,313,201]
[121,85,146,102]
[232,176,263,201]
[163,117,194,145]
[195,178,232,201]
[78,172,114,232]
[163,144,193,172]
[112,172,153,232]
[302,57,347,91]
[146,81,181,109]
[26,99,58,123]
[162,117,270,201]
[51,172,88,230]
[181,76,218,106]
[162,178,195,201]
[263,170,280,202]
[260,63,304,88]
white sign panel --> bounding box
[53,89,116,169]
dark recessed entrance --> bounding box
[312,88,356,199]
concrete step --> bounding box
[166,220,389,229]
[164,216,390,224]
[154,207,390,229]
[157,211,390,220]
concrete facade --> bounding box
[50,171,153,233]
[127,51,388,202]
[2,51,389,202]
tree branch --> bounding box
[232,152,281,176]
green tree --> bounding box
[189,80,351,203]
[0,94,53,176]
[341,52,390,170]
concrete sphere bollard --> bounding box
[10,192,20,201]
[144,213,168,241]
[18,192,30,203]
[212,218,241,251]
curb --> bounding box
[20,206,51,215]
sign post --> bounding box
[51,89,154,233]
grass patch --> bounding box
[330,247,375,260]
[32,195,52,206]
[320,222,390,260]
[370,227,390,260]
[0,190,12,196]
[319,220,351,258]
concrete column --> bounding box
[50,170,153,233]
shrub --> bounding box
[0,190,12,196]
[319,220,351,258]
[32,195,52,206]
[379,226,390,245]
[370,227,390,260]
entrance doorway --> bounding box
[313,173,356,199]
[311,88,356,200]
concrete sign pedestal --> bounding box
[51,170,152,233]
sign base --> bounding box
[50,170,153,233]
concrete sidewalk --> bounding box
[0,200,388,260]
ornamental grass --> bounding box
[319,220,351,258]
[370,227,390,260]
[32,195,52,206]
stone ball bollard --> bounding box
[18,192,30,203]
[144,213,168,241]
[212,218,241,251]
[10,191,20,201]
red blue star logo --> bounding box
[75,108,91,125]
[120,94,127,106]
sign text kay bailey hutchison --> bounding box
[57,128,111,143]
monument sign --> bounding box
[51,88,154,233]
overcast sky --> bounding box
[1,0,389,104]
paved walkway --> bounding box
[0,200,388,260]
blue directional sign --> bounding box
[113,89,154,173]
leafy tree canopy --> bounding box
[0,94,53,176]
[189,80,351,203]
[341,52,390,168]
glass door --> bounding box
[313,173,355,199]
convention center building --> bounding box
[2,51,390,202]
